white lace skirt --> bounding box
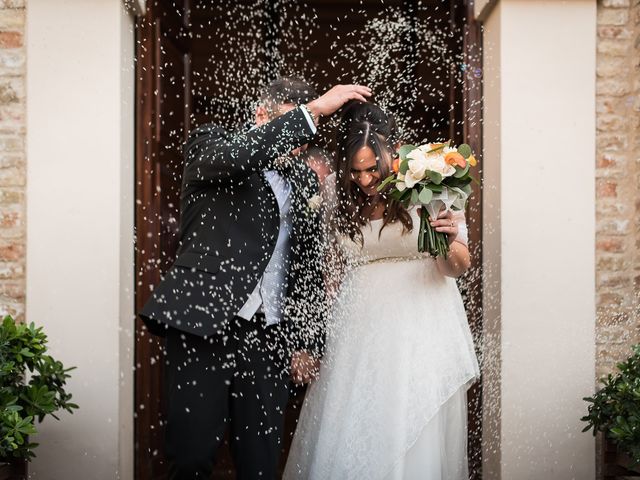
[284,258,479,480]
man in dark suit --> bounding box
[139,78,371,479]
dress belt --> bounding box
[351,255,428,267]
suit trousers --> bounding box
[164,315,290,479]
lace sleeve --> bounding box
[452,210,468,246]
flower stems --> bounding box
[418,207,428,253]
[418,207,450,258]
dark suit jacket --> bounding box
[139,108,326,356]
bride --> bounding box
[283,101,480,480]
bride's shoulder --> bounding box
[321,172,337,190]
[320,172,338,203]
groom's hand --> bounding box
[306,84,372,120]
[291,350,320,385]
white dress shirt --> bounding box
[236,106,317,325]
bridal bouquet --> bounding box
[377,141,477,258]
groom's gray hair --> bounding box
[259,77,317,111]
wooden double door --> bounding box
[134,1,483,478]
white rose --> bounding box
[405,148,429,187]
[424,151,456,178]
[405,148,455,187]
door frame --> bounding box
[133,1,484,478]
[459,1,484,477]
[134,1,192,478]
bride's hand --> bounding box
[417,208,458,245]
[418,207,470,277]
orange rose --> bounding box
[468,154,477,166]
[392,157,400,173]
[445,152,466,168]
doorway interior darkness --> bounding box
[134,1,483,478]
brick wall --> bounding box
[595,1,640,473]
[595,0,640,379]
[0,0,25,322]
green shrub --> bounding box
[582,343,640,465]
[0,315,78,460]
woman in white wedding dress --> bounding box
[283,102,480,480]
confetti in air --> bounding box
[132,1,485,477]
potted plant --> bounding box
[0,315,78,479]
[582,343,640,477]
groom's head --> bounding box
[255,77,317,127]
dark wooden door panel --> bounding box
[135,1,191,479]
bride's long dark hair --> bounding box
[335,101,413,244]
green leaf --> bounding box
[376,175,395,192]
[445,176,471,188]
[454,164,470,178]
[398,144,416,161]
[19,348,33,358]
[389,190,404,201]
[0,314,79,459]
[410,189,419,204]
[399,159,409,175]
[426,170,442,185]
[418,188,433,204]
[458,143,472,158]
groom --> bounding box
[139,77,371,479]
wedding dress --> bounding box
[283,190,480,480]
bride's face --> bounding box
[350,146,381,196]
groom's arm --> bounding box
[290,220,329,361]
[289,262,328,384]
[182,107,315,186]
[182,84,373,187]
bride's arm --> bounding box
[435,241,470,278]
[431,210,471,278]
